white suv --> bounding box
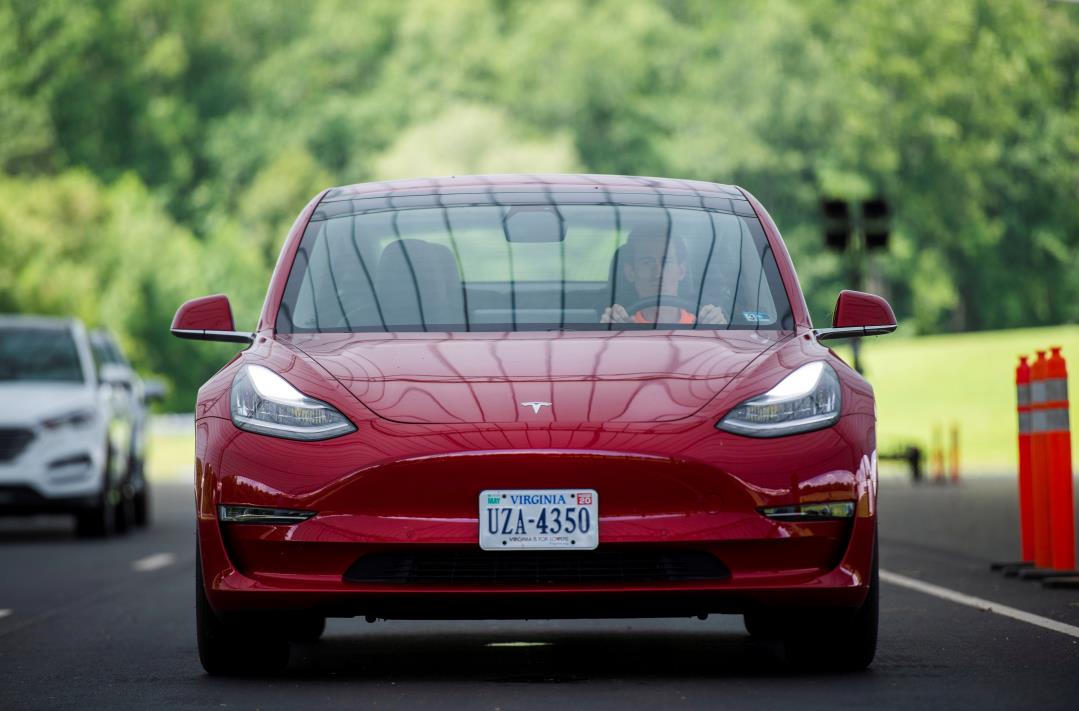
[0,316,131,536]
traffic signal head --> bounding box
[862,197,890,250]
[821,199,851,251]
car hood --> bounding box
[0,382,96,427]
[281,331,791,425]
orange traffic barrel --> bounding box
[931,424,945,482]
[1016,356,1034,563]
[1045,347,1074,572]
[1030,350,1052,569]
[949,423,960,482]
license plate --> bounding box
[479,489,598,550]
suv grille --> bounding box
[344,548,730,585]
[0,428,34,462]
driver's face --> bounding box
[624,237,687,298]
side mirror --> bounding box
[99,363,131,387]
[815,290,897,341]
[170,294,253,344]
[143,378,167,403]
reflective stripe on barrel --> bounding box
[1036,378,1070,433]
[1042,407,1071,433]
[1044,377,1069,403]
[1018,382,1032,434]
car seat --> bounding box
[375,239,466,328]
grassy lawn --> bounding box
[146,323,1079,481]
[147,432,195,484]
[835,324,1079,473]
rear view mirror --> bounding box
[815,290,897,341]
[99,363,131,387]
[503,206,565,243]
[170,294,253,344]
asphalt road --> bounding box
[1,476,1077,710]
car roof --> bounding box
[0,314,80,331]
[325,173,740,197]
[89,328,117,342]
[316,174,750,221]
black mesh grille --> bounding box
[344,548,730,585]
[0,428,34,462]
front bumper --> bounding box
[0,426,105,505]
[195,415,878,619]
[0,485,100,515]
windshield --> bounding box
[277,199,794,333]
[0,327,86,383]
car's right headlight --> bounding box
[716,361,842,438]
[230,364,356,441]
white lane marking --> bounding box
[0,609,11,619]
[485,642,552,648]
[881,569,1079,639]
[132,553,176,573]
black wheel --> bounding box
[114,485,135,534]
[195,545,290,676]
[75,465,115,539]
[133,485,150,528]
[743,611,784,639]
[782,534,879,672]
[286,615,326,643]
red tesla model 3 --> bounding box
[172,174,896,675]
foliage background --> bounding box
[1,0,1077,411]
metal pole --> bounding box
[848,223,865,374]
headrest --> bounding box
[375,239,465,328]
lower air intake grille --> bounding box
[0,428,34,462]
[344,549,730,585]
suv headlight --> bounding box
[41,408,97,430]
[230,364,356,441]
[716,361,841,438]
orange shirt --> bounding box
[632,308,696,324]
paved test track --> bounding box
[1,476,1077,710]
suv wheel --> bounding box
[75,457,115,538]
[114,486,135,534]
[133,485,150,527]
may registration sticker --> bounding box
[479,489,599,550]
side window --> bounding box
[106,339,128,367]
[90,340,111,373]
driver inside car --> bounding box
[600,228,728,325]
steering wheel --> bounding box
[622,295,700,321]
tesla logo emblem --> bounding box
[521,401,552,414]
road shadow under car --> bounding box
[205,620,868,682]
[0,516,79,543]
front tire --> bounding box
[195,545,290,676]
[133,485,150,527]
[286,615,326,644]
[131,456,150,528]
[782,534,879,672]
[114,486,135,534]
[75,461,115,539]
[743,611,784,639]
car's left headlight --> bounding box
[230,364,356,441]
[41,408,97,430]
[716,361,841,438]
